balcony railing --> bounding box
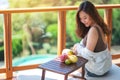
[0,4,120,80]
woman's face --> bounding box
[79,11,94,27]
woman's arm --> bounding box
[72,27,99,59]
[86,27,98,51]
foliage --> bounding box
[66,11,80,48]
[12,14,27,33]
[110,0,120,4]
[12,34,23,58]
[9,0,41,8]
[0,15,4,35]
[4,0,120,58]
[46,23,58,45]
[0,46,4,61]
[112,9,120,45]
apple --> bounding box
[65,59,72,65]
[59,54,68,62]
[68,55,78,63]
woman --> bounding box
[72,1,112,77]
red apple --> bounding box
[60,54,68,62]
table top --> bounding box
[38,56,88,75]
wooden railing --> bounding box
[0,4,120,80]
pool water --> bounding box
[13,54,57,66]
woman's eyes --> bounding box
[80,17,87,21]
[83,17,87,19]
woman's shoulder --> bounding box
[88,26,98,37]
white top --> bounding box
[75,39,112,75]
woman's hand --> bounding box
[71,43,79,55]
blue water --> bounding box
[13,54,57,66]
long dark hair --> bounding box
[76,1,110,38]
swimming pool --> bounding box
[13,54,57,66]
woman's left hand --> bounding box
[71,43,79,55]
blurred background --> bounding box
[0,0,120,68]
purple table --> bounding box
[38,56,88,80]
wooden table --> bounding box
[38,56,88,80]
